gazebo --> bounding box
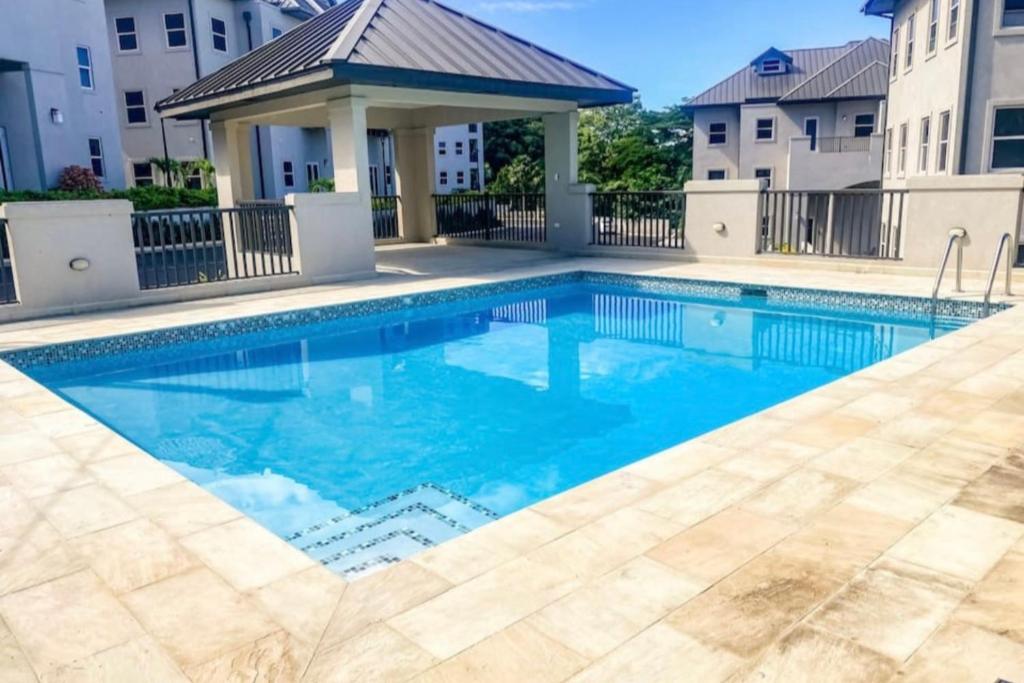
[156,0,634,247]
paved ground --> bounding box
[1,245,1023,681]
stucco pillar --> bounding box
[393,127,437,242]
[543,111,590,251]
[327,97,372,202]
[211,120,254,209]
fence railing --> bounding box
[434,193,546,243]
[591,192,685,249]
[0,218,17,305]
[131,205,296,290]
[818,136,872,154]
[373,195,400,241]
[758,189,907,260]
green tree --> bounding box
[483,118,544,183]
[148,157,185,188]
[488,154,545,194]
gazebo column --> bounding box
[393,127,437,242]
[211,120,255,209]
[327,97,372,205]
[544,110,592,251]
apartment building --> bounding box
[434,123,486,194]
[0,0,126,191]
[865,0,1024,183]
[686,39,890,191]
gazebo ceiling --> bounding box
[157,0,635,120]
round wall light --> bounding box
[69,258,90,272]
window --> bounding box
[438,141,447,156]
[927,0,939,53]
[804,117,819,151]
[283,161,294,188]
[88,138,104,177]
[707,169,727,180]
[755,118,775,142]
[469,138,480,162]
[185,165,202,189]
[455,141,464,156]
[469,123,478,133]
[919,116,931,172]
[369,166,381,194]
[385,165,392,187]
[854,113,876,138]
[76,47,93,90]
[708,122,727,146]
[949,0,960,41]
[760,59,783,74]
[115,17,138,52]
[211,17,228,53]
[891,26,900,78]
[992,107,1024,169]
[456,170,465,185]
[133,162,154,187]
[884,127,894,176]
[305,162,320,184]
[164,13,188,48]
[905,13,915,70]
[470,168,480,190]
[272,27,283,38]
[1003,0,1024,27]
[124,90,147,125]
[755,168,773,189]
[898,122,909,175]
[439,171,448,186]
[937,110,951,172]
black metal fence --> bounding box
[758,189,907,260]
[132,206,296,290]
[434,193,546,243]
[0,218,16,304]
[373,195,400,241]
[590,192,685,249]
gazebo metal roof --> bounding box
[157,0,634,118]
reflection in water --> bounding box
[41,286,954,578]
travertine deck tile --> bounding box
[733,627,897,683]
[251,565,347,645]
[953,452,1024,523]
[41,636,188,683]
[531,470,661,528]
[32,484,138,538]
[0,616,37,682]
[0,433,64,466]
[809,437,917,482]
[185,630,307,683]
[740,467,857,524]
[303,623,437,683]
[953,550,1024,644]
[634,467,763,526]
[899,621,1024,682]
[1,453,90,498]
[86,453,184,497]
[125,480,242,538]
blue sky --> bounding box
[440,0,890,109]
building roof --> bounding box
[685,38,890,109]
[157,0,634,117]
[861,0,896,17]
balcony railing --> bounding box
[590,191,685,249]
[818,136,872,154]
[132,205,297,290]
[759,189,908,260]
[373,195,400,240]
[0,218,17,305]
[434,193,546,243]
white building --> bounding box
[434,123,486,193]
[686,39,890,190]
[864,0,1024,183]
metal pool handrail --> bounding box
[983,232,1014,315]
[932,227,967,303]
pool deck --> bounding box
[2,244,1024,681]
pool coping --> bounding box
[2,253,1024,680]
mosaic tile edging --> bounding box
[1,270,1007,369]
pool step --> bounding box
[286,483,498,579]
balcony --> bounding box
[787,133,884,190]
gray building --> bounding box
[686,39,890,191]
[0,0,126,191]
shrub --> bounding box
[57,165,103,193]
[0,186,218,211]
[309,178,335,193]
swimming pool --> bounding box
[7,273,988,578]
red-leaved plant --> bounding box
[57,165,103,193]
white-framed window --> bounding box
[305,161,320,184]
[754,168,773,189]
[185,164,203,189]
[884,127,894,176]
[211,17,228,53]
[937,110,951,172]
[283,161,294,187]
[707,169,727,180]
[438,141,447,156]
[88,138,104,178]
[708,122,727,146]
[164,13,188,49]
[804,117,819,151]
[854,113,876,137]
[456,170,465,185]
[919,116,931,172]
[760,59,784,74]
[891,26,900,78]
[948,0,961,41]
[455,141,464,155]
[132,161,154,187]
[439,171,449,186]
[755,118,775,142]
[1003,0,1024,27]
[115,17,138,52]
[898,122,909,175]
[468,123,479,133]
[991,107,1024,169]
[927,0,940,53]
[124,90,147,125]
[76,46,94,90]
[905,13,915,70]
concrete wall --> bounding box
[682,179,765,258]
[0,0,126,190]
[692,107,741,181]
[788,133,885,190]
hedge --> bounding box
[0,186,218,212]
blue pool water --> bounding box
[23,281,969,577]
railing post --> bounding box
[824,192,836,257]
